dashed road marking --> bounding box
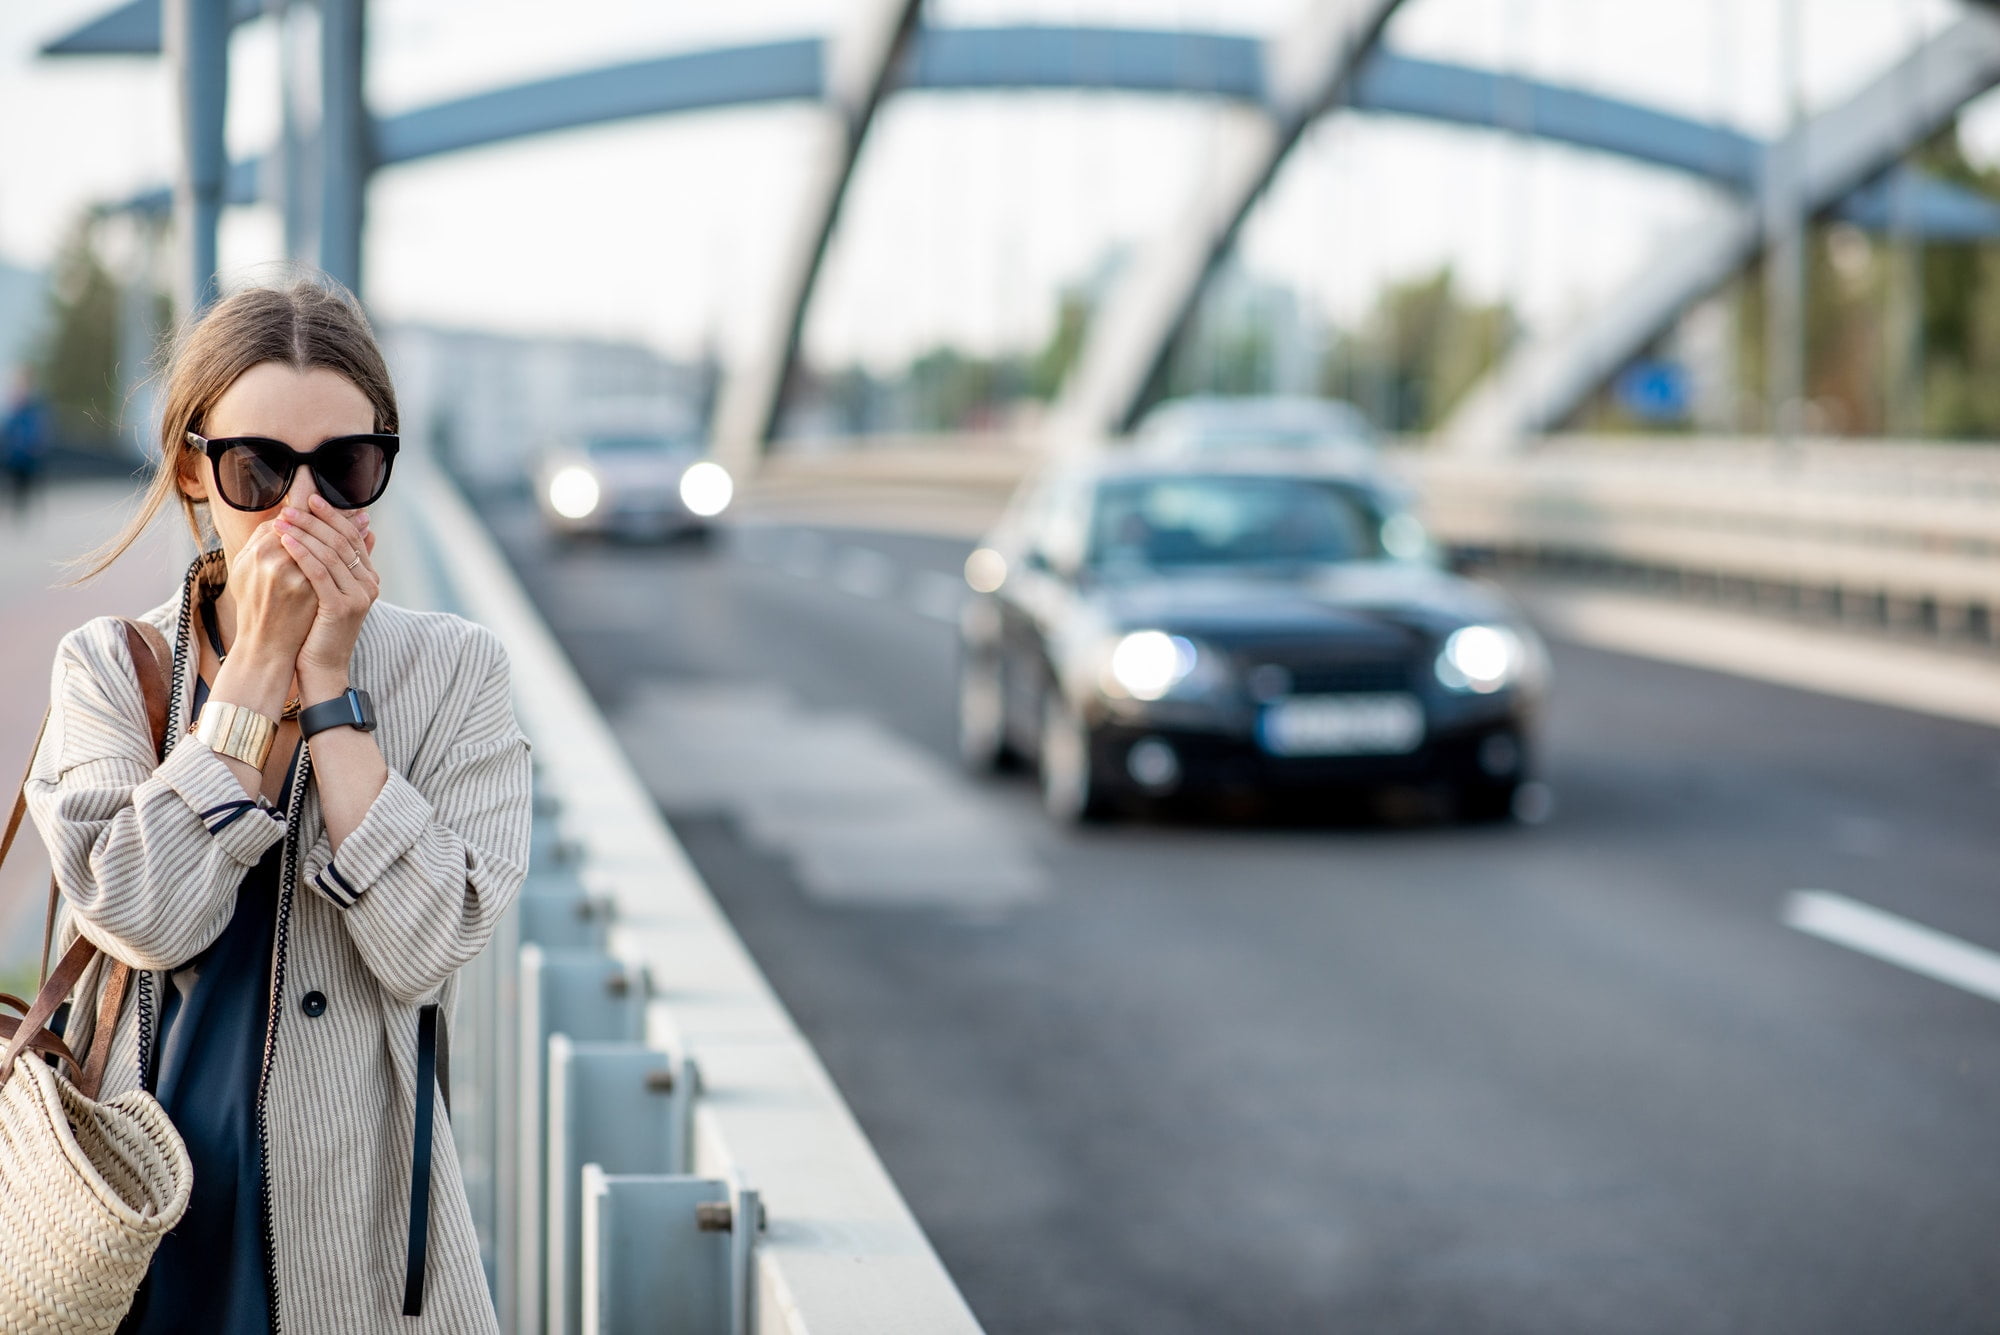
[1784,890,2000,1005]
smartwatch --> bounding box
[298,687,377,739]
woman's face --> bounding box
[181,362,377,561]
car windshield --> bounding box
[1086,475,1385,574]
[1175,426,1356,451]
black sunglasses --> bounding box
[185,430,399,512]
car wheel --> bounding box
[1039,687,1111,824]
[958,650,1020,772]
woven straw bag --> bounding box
[0,619,192,1333]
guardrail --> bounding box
[382,453,985,1335]
[749,432,2000,641]
[1399,437,2000,638]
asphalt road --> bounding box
[487,498,2000,1335]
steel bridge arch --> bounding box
[54,8,2000,449]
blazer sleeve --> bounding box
[25,620,288,971]
[304,624,532,1004]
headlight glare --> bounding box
[965,547,1007,593]
[1437,624,1522,694]
[548,466,600,519]
[1107,631,1198,701]
[679,461,733,516]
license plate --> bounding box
[1258,693,1425,756]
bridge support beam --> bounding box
[165,0,229,315]
[1049,0,1407,445]
[318,0,369,295]
[710,0,923,475]
[1439,10,2000,455]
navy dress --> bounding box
[119,673,297,1335]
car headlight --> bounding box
[1100,630,1230,702]
[1436,624,1524,694]
[964,547,1007,593]
[679,461,733,517]
[547,466,600,519]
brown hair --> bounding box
[72,273,398,581]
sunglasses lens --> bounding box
[216,441,290,510]
[312,440,389,508]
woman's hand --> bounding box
[275,494,379,697]
[225,517,319,668]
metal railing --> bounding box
[751,433,2000,639]
[380,454,985,1335]
[1400,437,2000,635]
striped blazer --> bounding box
[25,553,532,1333]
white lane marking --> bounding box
[1783,890,2000,1005]
[832,546,897,599]
[910,569,963,623]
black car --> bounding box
[956,453,1549,822]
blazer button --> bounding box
[300,990,328,1018]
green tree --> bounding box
[1323,267,1513,431]
[1029,291,1090,401]
[34,214,124,448]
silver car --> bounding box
[1132,395,1380,466]
[534,433,733,541]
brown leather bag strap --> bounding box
[1,720,42,876]
[118,618,173,761]
[0,1016,81,1071]
[73,960,131,1100]
[1,712,56,987]
[0,618,172,1088]
[0,934,100,1087]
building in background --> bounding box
[385,325,713,486]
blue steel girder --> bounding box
[1055,0,1410,441]
[710,0,924,465]
[1441,10,2000,452]
[58,6,2000,439]
[87,26,2000,241]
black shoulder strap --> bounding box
[402,1004,440,1316]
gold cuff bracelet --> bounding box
[193,700,277,770]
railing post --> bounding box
[516,945,646,1333]
[579,1170,762,1335]
[545,1038,698,1335]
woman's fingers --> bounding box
[306,495,373,574]
[245,521,314,596]
[277,518,363,598]
[281,506,371,589]
[277,526,343,601]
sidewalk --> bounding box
[0,480,186,991]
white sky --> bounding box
[5,0,1998,373]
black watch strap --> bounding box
[299,687,377,738]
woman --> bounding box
[24,277,531,1333]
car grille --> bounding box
[1249,656,1415,694]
